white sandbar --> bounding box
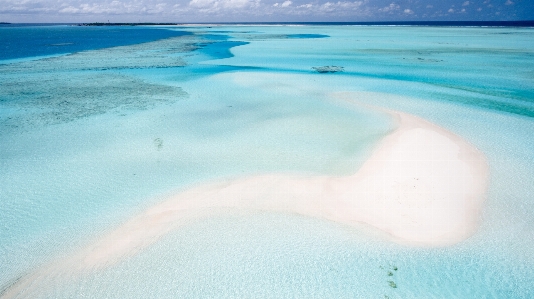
[1,93,488,298]
[78,93,487,261]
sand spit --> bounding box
[1,95,488,298]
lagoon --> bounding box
[1,24,534,298]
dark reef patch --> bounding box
[286,34,329,39]
[0,34,197,130]
[0,73,187,128]
[312,66,344,73]
[0,36,195,73]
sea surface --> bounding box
[1,24,534,298]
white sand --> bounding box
[1,93,488,298]
[63,94,489,263]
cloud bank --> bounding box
[0,0,531,22]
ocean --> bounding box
[1,24,534,298]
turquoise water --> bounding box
[1,25,534,298]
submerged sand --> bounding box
[1,92,488,298]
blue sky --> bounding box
[0,0,532,23]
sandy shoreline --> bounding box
[1,93,488,298]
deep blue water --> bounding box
[181,21,534,27]
[198,34,249,60]
[0,26,191,61]
[286,34,329,39]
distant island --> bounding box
[79,23,180,26]
[76,21,534,27]
[0,22,11,24]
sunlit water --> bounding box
[1,25,533,298]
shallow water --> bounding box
[1,25,534,298]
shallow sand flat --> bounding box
[1,92,488,298]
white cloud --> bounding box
[273,1,291,8]
[59,6,79,13]
[317,1,366,13]
[281,0,292,7]
[2,0,519,22]
[188,0,257,11]
[28,0,170,15]
[225,0,252,8]
[379,2,400,12]
[320,2,335,12]
[188,0,215,8]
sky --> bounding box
[0,0,532,23]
